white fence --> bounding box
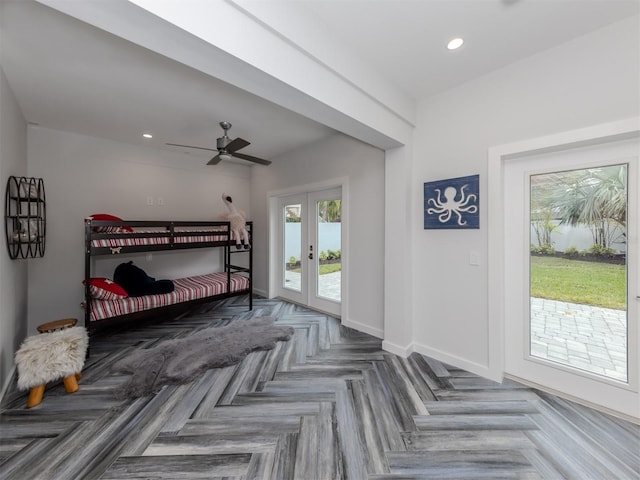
[285,223,341,261]
[530,221,626,253]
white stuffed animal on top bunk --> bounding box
[220,193,250,249]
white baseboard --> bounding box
[505,373,640,425]
[252,287,268,298]
[412,343,496,381]
[382,340,414,358]
[342,317,383,339]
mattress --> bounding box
[90,228,228,249]
[87,272,249,322]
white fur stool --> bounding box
[15,326,88,408]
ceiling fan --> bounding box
[166,121,271,166]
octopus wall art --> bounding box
[424,174,479,229]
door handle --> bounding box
[308,252,313,260]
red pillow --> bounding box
[87,213,133,233]
[83,277,128,300]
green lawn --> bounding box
[291,263,341,275]
[530,256,626,310]
[318,263,342,275]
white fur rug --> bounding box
[111,317,294,399]
[15,327,88,390]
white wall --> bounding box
[0,66,28,392]
[411,16,640,376]
[26,127,252,334]
[251,133,385,337]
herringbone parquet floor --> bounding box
[1,296,638,479]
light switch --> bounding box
[470,251,480,266]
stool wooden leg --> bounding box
[27,385,45,408]
[63,375,79,393]
[75,372,82,380]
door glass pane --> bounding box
[316,198,341,302]
[529,164,628,382]
[284,203,302,292]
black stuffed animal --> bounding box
[114,261,174,297]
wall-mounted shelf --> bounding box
[5,176,46,259]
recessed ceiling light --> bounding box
[447,38,464,50]
[142,133,153,139]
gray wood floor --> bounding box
[1,296,638,479]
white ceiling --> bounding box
[1,0,638,165]
[300,0,640,99]
[1,0,337,165]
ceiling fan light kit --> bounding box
[166,121,271,166]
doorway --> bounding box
[273,186,342,317]
[501,135,638,419]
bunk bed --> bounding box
[83,218,252,333]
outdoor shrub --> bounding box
[531,244,554,255]
[289,256,298,267]
[564,246,579,257]
[327,249,338,260]
[586,244,616,257]
[319,251,328,262]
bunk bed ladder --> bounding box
[84,220,92,329]
[84,220,93,355]
[225,222,253,310]
[249,223,253,309]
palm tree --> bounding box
[551,165,627,249]
[585,165,627,227]
[318,200,341,222]
[530,174,559,248]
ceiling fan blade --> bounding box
[232,152,272,166]
[225,137,250,153]
[166,142,217,152]
[207,155,222,165]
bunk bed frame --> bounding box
[84,218,252,333]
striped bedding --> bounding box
[91,229,228,249]
[87,272,249,322]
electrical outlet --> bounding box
[469,251,480,266]
[146,196,154,206]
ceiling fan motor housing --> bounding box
[217,121,232,151]
[216,135,229,151]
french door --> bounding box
[504,137,638,419]
[275,187,342,317]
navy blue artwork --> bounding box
[424,174,479,229]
